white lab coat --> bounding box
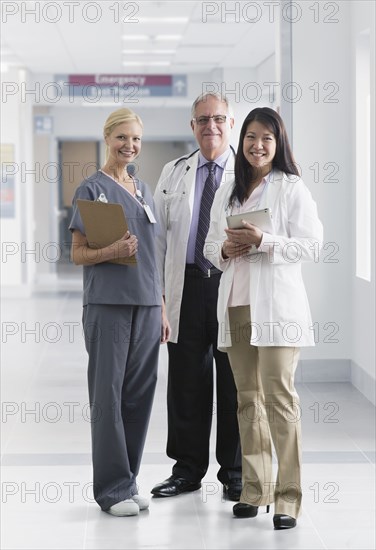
[204,170,324,349]
[154,148,235,343]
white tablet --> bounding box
[226,207,274,232]
[226,208,274,255]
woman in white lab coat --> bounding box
[205,107,323,529]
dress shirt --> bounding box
[186,149,231,264]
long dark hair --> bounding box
[229,107,300,207]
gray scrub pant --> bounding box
[83,303,161,511]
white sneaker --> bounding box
[131,494,149,510]
[107,499,139,517]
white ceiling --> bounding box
[1,1,276,74]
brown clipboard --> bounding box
[76,199,137,265]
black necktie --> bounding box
[195,162,217,273]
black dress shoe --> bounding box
[273,514,297,529]
[151,476,201,497]
[223,478,242,501]
[233,503,270,518]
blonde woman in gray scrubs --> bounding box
[70,108,170,517]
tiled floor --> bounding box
[1,286,375,549]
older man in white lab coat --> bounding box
[152,92,242,500]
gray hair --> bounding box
[191,92,234,119]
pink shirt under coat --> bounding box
[228,178,267,307]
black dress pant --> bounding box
[166,267,241,483]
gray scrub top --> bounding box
[69,170,161,307]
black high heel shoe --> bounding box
[233,503,270,518]
[273,514,297,529]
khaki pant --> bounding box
[227,306,302,518]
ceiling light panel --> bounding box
[137,17,188,24]
[122,50,175,55]
[122,61,171,66]
[122,35,150,41]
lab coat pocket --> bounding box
[274,264,306,319]
[164,192,187,225]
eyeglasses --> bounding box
[192,115,228,125]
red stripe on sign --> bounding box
[68,75,172,86]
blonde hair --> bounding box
[103,108,143,161]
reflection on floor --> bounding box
[1,290,375,549]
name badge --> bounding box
[143,204,156,223]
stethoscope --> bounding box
[161,146,236,229]
[161,145,236,195]
[161,148,198,196]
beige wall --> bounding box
[61,141,98,207]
